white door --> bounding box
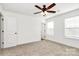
[4,16,17,48]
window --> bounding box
[46,21,54,36]
[65,16,79,39]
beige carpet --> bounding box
[0,40,79,56]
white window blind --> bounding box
[65,16,79,39]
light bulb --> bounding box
[41,11,48,16]
[44,11,47,15]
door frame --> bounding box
[0,13,4,48]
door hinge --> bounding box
[2,18,4,21]
[2,30,4,32]
[2,42,4,44]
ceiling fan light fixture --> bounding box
[41,11,48,16]
[34,3,56,16]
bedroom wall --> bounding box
[46,8,79,48]
[2,10,41,48]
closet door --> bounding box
[4,16,17,48]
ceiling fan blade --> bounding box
[34,11,42,14]
[47,11,56,13]
[35,5,42,10]
[46,3,56,10]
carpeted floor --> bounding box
[0,40,79,56]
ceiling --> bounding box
[0,3,79,19]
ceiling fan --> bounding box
[34,3,56,16]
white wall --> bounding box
[0,5,3,12]
[46,8,79,48]
[2,10,41,48]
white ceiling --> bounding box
[0,3,79,19]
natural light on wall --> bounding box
[65,16,79,39]
[47,21,54,29]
